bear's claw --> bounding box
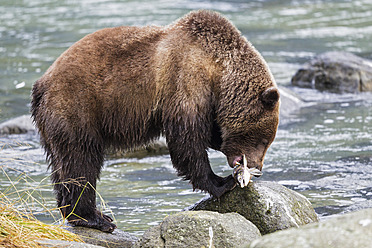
[68,210,117,233]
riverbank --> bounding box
[30,185,372,247]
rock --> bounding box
[115,136,169,158]
[278,87,304,125]
[134,211,261,248]
[291,51,372,93]
[0,115,35,134]
[63,226,138,248]
[133,225,164,248]
[341,199,372,214]
[186,181,318,235]
[247,208,372,248]
[37,239,104,248]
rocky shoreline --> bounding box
[36,182,371,248]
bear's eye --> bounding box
[262,139,269,146]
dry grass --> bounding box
[0,196,83,248]
[0,140,83,248]
[0,138,118,247]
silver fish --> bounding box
[233,155,263,188]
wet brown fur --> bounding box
[31,10,280,232]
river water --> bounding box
[1,0,371,235]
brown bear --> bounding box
[31,10,280,233]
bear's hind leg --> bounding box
[47,135,116,233]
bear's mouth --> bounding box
[230,155,262,171]
[232,155,263,188]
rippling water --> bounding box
[1,0,372,235]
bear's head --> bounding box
[216,46,280,172]
[219,86,279,172]
[177,10,280,173]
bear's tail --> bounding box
[31,78,47,132]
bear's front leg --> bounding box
[164,116,236,198]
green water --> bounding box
[1,0,372,235]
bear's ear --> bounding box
[261,87,280,109]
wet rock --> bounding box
[278,87,304,125]
[38,239,104,248]
[0,115,35,134]
[115,136,169,158]
[291,51,372,93]
[186,181,318,235]
[341,199,372,214]
[247,207,372,248]
[134,211,261,248]
[133,225,164,248]
[63,226,138,248]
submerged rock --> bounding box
[0,115,35,134]
[291,51,372,93]
[247,207,372,248]
[114,136,169,158]
[134,211,261,248]
[63,226,138,248]
[186,181,318,235]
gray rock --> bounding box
[63,226,138,248]
[134,211,261,248]
[278,87,304,125]
[0,114,35,134]
[133,225,165,248]
[116,136,169,158]
[341,199,372,215]
[247,207,372,248]
[37,239,104,248]
[291,51,372,93]
[186,181,318,235]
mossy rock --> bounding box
[187,181,318,235]
[134,211,261,248]
[247,208,372,248]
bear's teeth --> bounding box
[243,154,248,168]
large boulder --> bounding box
[186,181,318,235]
[291,51,372,93]
[247,207,372,248]
[134,211,261,248]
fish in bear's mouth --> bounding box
[232,155,263,188]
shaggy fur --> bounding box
[31,10,280,232]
